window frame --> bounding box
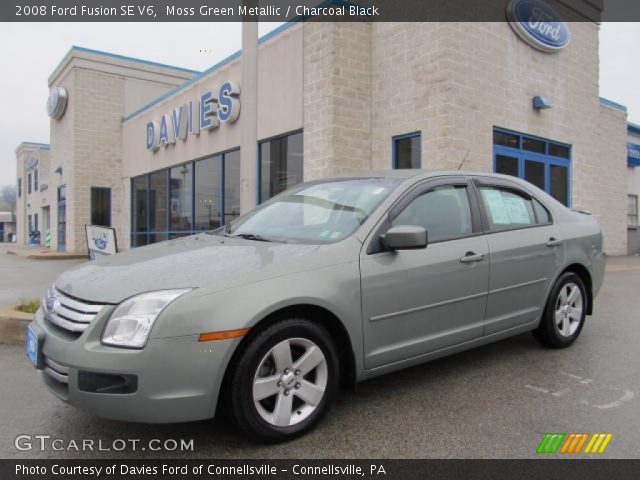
[258,129,304,204]
[367,176,483,254]
[130,147,239,247]
[492,127,571,207]
[392,131,422,169]
[472,177,554,234]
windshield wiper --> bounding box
[228,233,272,242]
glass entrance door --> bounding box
[57,186,66,252]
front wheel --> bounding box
[533,272,587,348]
[227,318,339,443]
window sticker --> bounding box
[503,195,531,224]
[482,189,510,224]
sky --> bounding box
[0,21,638,188]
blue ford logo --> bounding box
[507,0,571,53]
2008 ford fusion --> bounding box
[26,170,605,442]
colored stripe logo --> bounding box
[537,433,613,454]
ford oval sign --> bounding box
[507,0,571,53]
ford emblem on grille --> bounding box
[46,291,59,312]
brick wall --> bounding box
[303,22,372,180]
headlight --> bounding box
[101,289,192,349]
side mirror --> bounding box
[381,225,428,250]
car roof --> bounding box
[332,169,524,183]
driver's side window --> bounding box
[392,185,473,243]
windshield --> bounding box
[224,178,401,243]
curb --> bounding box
[5,250,86,260]
[0,306,33,345]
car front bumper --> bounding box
[31,308,237,423]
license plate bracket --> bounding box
[25,324,45,369]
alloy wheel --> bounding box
[554,282,583,337]
[252,338,328,427]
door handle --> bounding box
[545,237,563,247]
[460,252,486,263]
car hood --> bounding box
[55,234,321,304]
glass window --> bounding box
[549,143,570,159]
[533,199,551,224]
[194,155,222,231]
[90,187,111,227]
[493,131,519,148]
[34,170,38,191]
[522,137,546,153]
[227,178,400,244]
[132,176,148,235]
[260,132,303,202]
[495,154,519,177]
[549,164,569,206]
[18,179,21,197]
[480,187,536,230]
[493,129,570,207]
[28,173,32,194]
[392,185,472,242]
[525,160,545,190]
[170,164,193,232]
[394,133,421,169]
[149,170,168,233]
[224,150,241,225]
[629,195,638,227]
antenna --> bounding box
[457,150,470,170]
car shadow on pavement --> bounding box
[47,332,545,458]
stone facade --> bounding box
[16,48,197,253]
[627,127,640,254]
[302,22,629,254]
[15,143,52,247]
[17,20,631,255]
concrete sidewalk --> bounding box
[4,244,86,260]
[605,254,640,271]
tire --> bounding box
[533,272,587,348]
[227,318,339,443]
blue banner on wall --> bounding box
[629,142,640,167]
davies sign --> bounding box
[506,0,571,53]
[146,81,240,152]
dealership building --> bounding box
[15,14,640,255]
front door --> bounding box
[361,179,490,370]
[474,180,565,335]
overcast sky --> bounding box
[0,22,638,187]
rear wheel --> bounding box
[533,272,587,348]
[228,318,339,442]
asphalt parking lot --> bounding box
[0,251,638,459]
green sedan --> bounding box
[26,170,605,442]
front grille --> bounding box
[44,287,106,335]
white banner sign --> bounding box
[85,225,118,260]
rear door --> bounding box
[361,177,490,370]
[473,179,565,335]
